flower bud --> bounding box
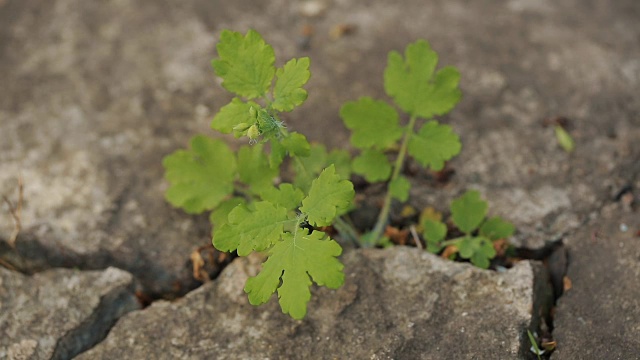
[232,122,251,132]
[247,124,260,140]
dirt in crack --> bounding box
[515,239,568,359]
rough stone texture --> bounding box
[0,0,234,296]
[0,267,139,360]
[77,247,550,360]
[552,203,640,360]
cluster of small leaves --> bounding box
[340,40,462,203]
[162,29,355,319]
[422,190,515,268]
[214,166,354,319]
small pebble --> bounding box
[299,1,326,17]
[620,223,629,232]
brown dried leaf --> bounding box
[384,225,409,245]
[493,239,509,257]
[441,245,458,259]
[190,247,209,282]
[563,276,572,292]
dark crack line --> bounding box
[50,280,139,360]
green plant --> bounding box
[527,330,544,359]
[162,29,512,319]
[339,38,462,245]
[422,190,515,269]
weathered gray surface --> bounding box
[552,203,640,360]
[77,247,550,360]
[0,0,230,296]
[0,267,139,360]
[0,0,639,358]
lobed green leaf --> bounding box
[272,57,311,112]
[281,132,311,157]
[340,97,403,150]
[300,165,355,226]
[237,144,278,194]
[450,190,488,234]
[212,29,275,99]
[212,201,288,256]
[209,197,247,228]
[163,136,236,214]
[211,98,259,134]
[407,121,461,171]
[479,216,515,241]
[458,236,495,269]
[292,145,352,186]
[384,40,461,118]
[260,184,305,212]
[422,219,447,254]
[352,149,392,182]
[244,229,344,319]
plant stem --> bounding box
[333,216,360,247]
[369,115,418,245]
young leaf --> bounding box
[272,57,311,112]
[260,184,305,212]
[458,236,495,269]
[163,136,236,214]
[340,97,403,150]
[213,201,288,256]
[237,144,278,194]
[212,29,275,99]
[300,165,355,226]
[352,149,392,182]
[209,197,247,228]
[282,132,311,157]
[211,98,259,133]
[479,216,515,241]
[408,121,461,171]
[422,219,447,243]
[244,229,344,320]
[269,139,286,169]
[293,145,352,191]
[384,40,461,118]
[327,149,352,180]
[293,143,328,192]
[554,125,575,153]
[389,175,411,202]
[256,109,285,139]
[422,219,447,254]
[451,190,488,234]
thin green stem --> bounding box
[333,216,360,247]
[369,115,418,245]
[440,236,466,247]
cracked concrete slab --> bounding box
[76,247,551,360]
[0,267,139,360]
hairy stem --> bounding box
[369,115,418,245]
